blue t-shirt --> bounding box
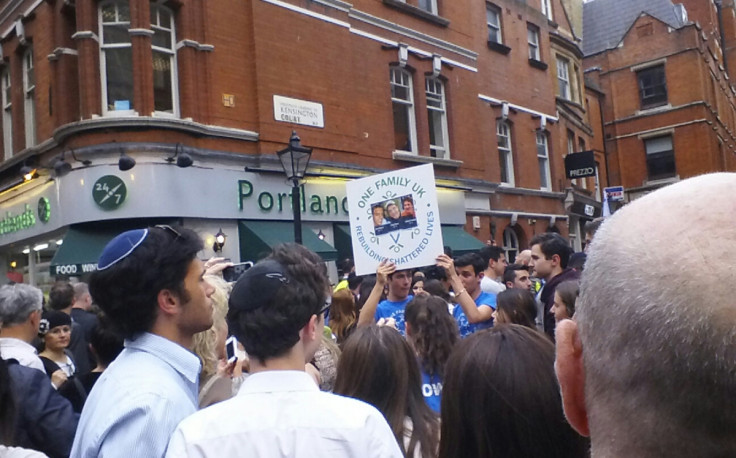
[452,291,496,338]
[374,296,413,335]
[421,368,443,413]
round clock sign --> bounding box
[37,197,51,223]
[93,175,127,210]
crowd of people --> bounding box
[0,173,733,457]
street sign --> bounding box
[604,186,625,202]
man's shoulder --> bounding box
[475,292,497,307]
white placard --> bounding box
[273,95,324,128]
[346,164,444,276]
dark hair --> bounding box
[529,232,573,269]
[89,226,202,340]
[454,253,485,276]
[48,282,75,311]
[568,252,587,271]
[338,258,354,276]
[439,325,588,458]
[405,295,458,377]
[495,289,537,329]
[334,326,440,458]
[584,217,604,236]
[478,246,504,265]
[356,275,378,312]
[0,358,15,444]
[346,273,362,291]
[411,276,425,291]
[555,280,579,318]
[423,265,447,282]
[422,279,451,303]
[502,264,528,285]
[329,289,357,345]
[90,314,124,367]
[227,243,329,363]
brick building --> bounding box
[584,0,736,206]
[0,0,604,285]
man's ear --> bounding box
[157,289,180,317]
[505,281,514,289]
[555,319,590,437]
[300,314,319,343]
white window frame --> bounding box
[390,67,417,154]
[151,3,179,117]
[502,226,519,263]
[426,77,450,158]
[528,25,540,60]
[2,68,12,160]
[557,56,570,100]
[23,48,35,148]
[486,5,502,44]
[567,130,577,186]
[594,161,601,201]
[99,1,136,117]
[578,137,587,189]
[497,121,514,186]
[417,0,438,15]
[536,131,551,190]
[541,0,553,21]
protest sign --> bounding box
[346,164,444,276]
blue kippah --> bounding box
[98,229,149,271]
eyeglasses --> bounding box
[318,295,332,316]
[155,224,181,239]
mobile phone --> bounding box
[222,262,253,282]
[225,336,238,364]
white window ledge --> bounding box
[392,150,463,168]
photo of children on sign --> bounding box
[346,163,444,276]
[371,194,418,236]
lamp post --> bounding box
[277,131,313,244]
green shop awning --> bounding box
[333,224,353,262]
[50,219,178,276]
[238,221,338,263]
[441,225,486,256]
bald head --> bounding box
[557,174,736,457]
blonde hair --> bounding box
[192,275,231,381]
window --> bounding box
[594,161,601,201]
[151,4,178,115]
[637,65,667,109]
[486,5,502,44]
[390,67,417,153]
[557,56,570,100]
[644,135,676,180]
[23,48,35,148]
[100,1,134,114]
[578,137,587,189]
[426,78,449,158]
[567,130,577,186]
[541,0,553,21]
[528,25,540,60]
[417,0,437,14]
[2,69,11,159]
[497,121,514,185]
[536,131,551,190]
[502,226,519,264]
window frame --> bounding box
[486,4,502,45]
[497,121,514,186]
[99,0,136,117]
[557,56,571,100]
[502,226,519,264]
[536,131,551,191]
[644,135,676,181]
[390,66,418,155]
[637,65,668,110]
[2,68,12,159]
[541,0,553,21]
[23,48,36,148]
[527,25,540,61]
[426,77,450,158]
[151,3,179,117]
[577,137,587,189]
[416,0,438,15]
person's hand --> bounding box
[216,358,237,378]
[204,257,233,276]
[51,369,68,388]
[436,254,457,279]
[375,259,396,286]
[377,317,397,330]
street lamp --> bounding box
[276,131,313,244]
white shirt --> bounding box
[0,338,45,373]
[167,370,404,458]
[481,276,506,295]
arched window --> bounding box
[502,226,519,264]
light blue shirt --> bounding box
[71,332,201,458]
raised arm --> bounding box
[357,260,395,327]
[436,254,493,324]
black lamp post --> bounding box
[277,131,313,244]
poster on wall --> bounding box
[346,164,444,276]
